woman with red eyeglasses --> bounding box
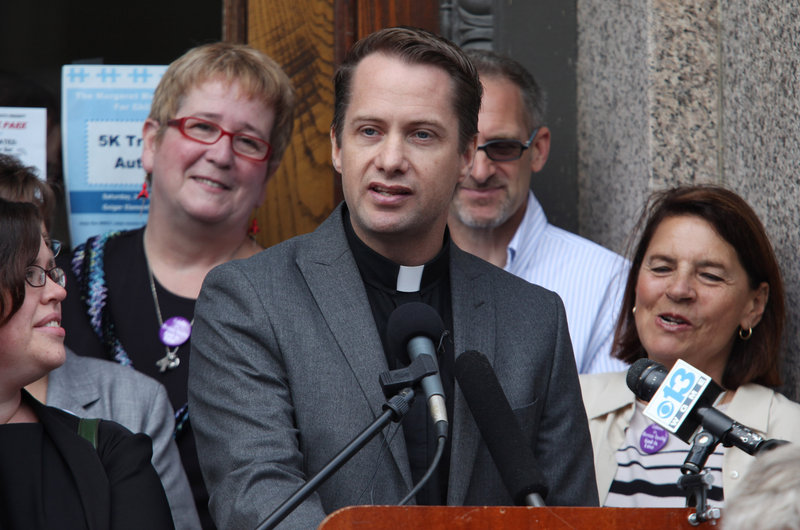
[0,198,173,529]
[60,42,296,529]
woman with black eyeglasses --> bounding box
[0,198,173,529]
[0,152,198,528]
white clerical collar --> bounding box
[396,265,424,293]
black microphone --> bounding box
[627,358,776,455]
[454,350,547,506]
[386,302,448,439]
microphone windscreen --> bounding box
[626,358,667,402]
[454,350,548,505]
[386,302,445,360]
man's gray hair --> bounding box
[465,49,547,132]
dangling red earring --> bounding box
[248,217,260,236]
[137,179,150,216]
[136,180,149,200]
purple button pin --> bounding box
[640,424,669,454]
[159,316,192,347]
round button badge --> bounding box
[159,316,192,347]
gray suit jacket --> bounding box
[48,349,201,530]
[190,204,598,529]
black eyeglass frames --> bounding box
[25,265,66,288]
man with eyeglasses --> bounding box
[448,50,628,374]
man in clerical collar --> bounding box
[189,27,598,530]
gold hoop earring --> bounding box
[739,327,752,341]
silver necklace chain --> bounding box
[144,250,192,373]
[143,233,256,372]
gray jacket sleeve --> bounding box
[531,293,600,506]
[189,260,328,529]
[139,380,202,530]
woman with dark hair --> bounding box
[0,153,200,528]
[580,185,800,508]
[0,198,173,529]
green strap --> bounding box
[78,418,100,449]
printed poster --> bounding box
[62,64,167,246]
[0,106,47,179]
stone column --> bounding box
[577,0,800,398]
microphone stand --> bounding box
[677,425,789,526]
[256,355,439,530]
[677,429,721,525]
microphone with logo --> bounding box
[626,358,787,458]
[454,349,547,506]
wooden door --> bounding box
[224,0,439,248]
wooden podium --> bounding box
[319,505,702,529]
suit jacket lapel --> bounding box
[296,205,413,489]
[28,392,110,530]
[447,247,495,504]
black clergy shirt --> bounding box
[343,207,455,506]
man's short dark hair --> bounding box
[332,26,482,153]
[465,49,547,132]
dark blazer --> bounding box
[3,391,175,530]
[189,204,598,529]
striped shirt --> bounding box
[505,192,629,373]
[605,400,725,507]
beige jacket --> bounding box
[580,370,800,504]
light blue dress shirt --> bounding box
[505,191,629,373]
